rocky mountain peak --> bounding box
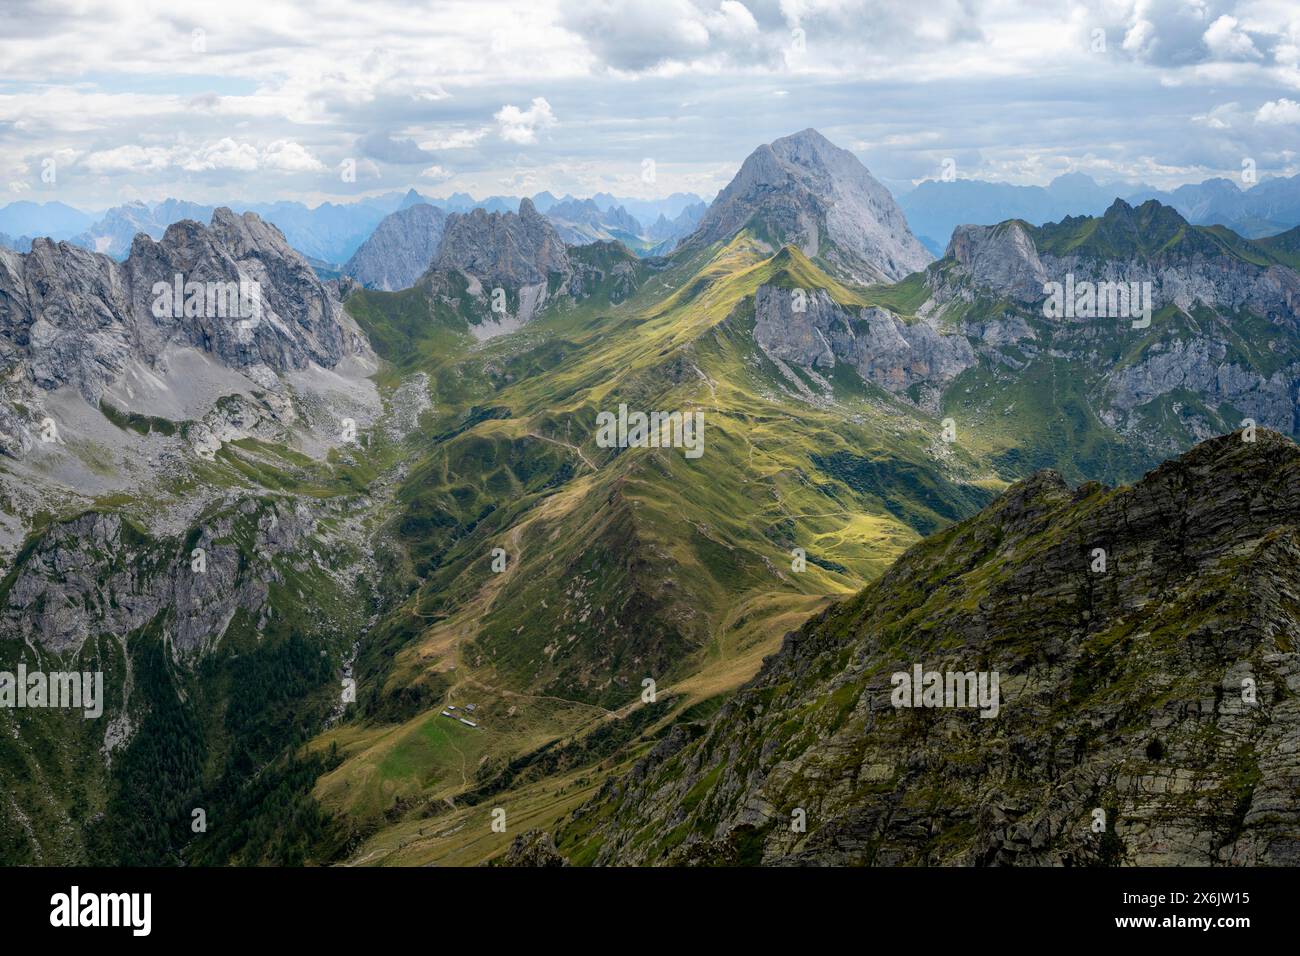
[343,202,446,291]
[681,128,932,284]
[944,220,1047,299]
[434,199,570,288]
[0,207,369,453]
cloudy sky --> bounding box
[2,0,1298,210]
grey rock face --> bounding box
[127,208,359,376]
[435,198,570,288]
[919,203,1300,446]
[1,500,316,659]
[944,221,1048,300]
[344,203,446,291]
[2,239,134,401]
[425,198,576,334]
[939,207,1300,328]
[684,129,933,284]
[496,829,569,867]
[1103,338,1299,434]
[752,284,977,407]
[0,208,364,407]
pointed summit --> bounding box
[681,128,932,283]
[398,188,427,210]
[344,202,446,291]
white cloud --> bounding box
[0,0,1297,208]
[181,138,260,172]
[1193,101,1242,129]
[1256,98,1300,124]
[418,128,490,150]
[81,139,319,176]
[1203,15,1260,60]
[495,97,558,144]
[419,164,453,181]
[263,140,326,172]
[83,145,175,173]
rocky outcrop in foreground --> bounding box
[563,430,1300,866]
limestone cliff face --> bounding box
[343,203,446,291]
[568,431,1300,866]
[936,203,1300,325]
[943,220,1048,300]
[931,201,1300,441]
[0,208,372,461]
[752,284,975,410]
[419,200,651,338]
[682,129,932,284]
[435,197,570,289]
[753,200,1300,449]
[421,198,572,335]
[1,500,324,660]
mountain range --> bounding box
[2,128,1297,868]
[901,171,1300,257]
[1,190,712,268]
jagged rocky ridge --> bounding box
[644,202,707,255]
[0,207,372,461]
[752,280,978,411]
[751,200,1300,453]
[562,430,1300,866]
[416,199,646,339]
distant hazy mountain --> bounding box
[544,198,644,247]
[899,173,1132,256]
[682,128,932,283]
[3,189,709,266]
[0,200,94,241]
[645,201,705,240]
[343,202,446,291]
[1128,173,1300,238]
[900,171,1300,254]
[0,232,33,253]
[67,196,399,263]
[73,199,217,257]
[590,192,710,225]
[642,201,707,255]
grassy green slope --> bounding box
[308,234,1005,861]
